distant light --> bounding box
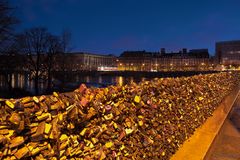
[131,63,133,66]
[119,63,122,66]
[142,63,145,66]
[97,66,118,71]
[151,69,157,72]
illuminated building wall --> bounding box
[216,40,240,65]
[117,51,155,71]
[54,52,116,71]
[0,50,211,72]
[118,49,210,71]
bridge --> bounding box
[0,72,239,159]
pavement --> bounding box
[205,95,240,160]
[171,87,240,160]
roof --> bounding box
[120,50,209,58]
[216,40,240,45]
[64,52,116,57]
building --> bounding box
[118,48,210,71]
[0,53,25,72]
[159,48,210,71]
[54,52,117,71]
[117,50,156,71]
[216,40,240,65]
[0,52,117,72]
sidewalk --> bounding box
[205,95,240,160]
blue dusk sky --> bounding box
[11,0,240,55]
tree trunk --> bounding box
[35,58,40,95]
[3,72,12,91]
[35,52,40,95]
[47,55,53,92]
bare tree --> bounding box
[0,38,22,90]
[57,29,72,71]
[0,0,20,94]
[46,34,62,91]
[52,29,73,86]
[17,27,49,95]
[0,0,18,52]
[61,29,72,53]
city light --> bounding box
[151,69,157,72]
[97,66,118,71]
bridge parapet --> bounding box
[0,72,239,159]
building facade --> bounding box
[54,52,117,71]
[118,49,210,71]
[117,51,155,71]
[216,40,240,65]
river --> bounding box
[0,70,219,98]
[0,73,146,95]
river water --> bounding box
[0,73,146,95]
[0,71,219,97]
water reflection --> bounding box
[117,76,123,86]
[0,73,146,94]
[11,74,15,88]
[141,77,146,82]
[0,73,47,94]
[86,76,90,83]
[99,76,102,84]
